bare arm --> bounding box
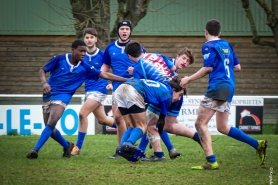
[234,64,241,72]
[39,68,51,94]
[99,72,127,82]
[100,64,110,72]
[180,67,212,87]
[188,67,212,81]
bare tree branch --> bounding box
[241,0,276,48]
[110,0,150,40]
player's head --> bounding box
[83,28,98,48]
[71,40,87,61]
[125,40,142,62]
[205,19,221,37]
[117,20,132,42]
[175,47,195,69]
[168,77,187,102]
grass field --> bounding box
[0,134,277,185]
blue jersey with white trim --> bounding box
[43,53,101,96]
[202,39,239,102]
[84,49,108,94]
[102,40,135,91]
[133,53,176,83]
[124,78,172,115]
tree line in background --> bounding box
[67,0,278,57]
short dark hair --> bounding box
[206,19,221,36]
[71,40,86,49]
[125,41,142,57]
[177,47,195,64]
[83,28,98,37]
[168,77,187,95]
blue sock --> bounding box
[34,124,54,151]
[228,127,258,149]
[138,133,149,152]
[111,123,117,128]
[206,154,216,163]
[160,130,174,152]
[51,129,69,149]
[120,127,133,146]
[76,131,86,149]
[192,132,202,146]
[154,152,164,158]
[126,128,144,145]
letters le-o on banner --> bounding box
[0,96,263,135]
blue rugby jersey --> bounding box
[84,49,108,94]
[202,39,239,102]
[43,54,100,102]
[102,41,135,91]
[124,78,172,116]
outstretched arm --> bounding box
[100,64,110,72]
[99,72,127,82]
[180,67,212,87]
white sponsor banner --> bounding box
[178,96,263,135]
[179,96,236,135]
[0,96,263,135]
[0,105,95,135]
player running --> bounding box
[71,28,117,156]
[26,40,127,159]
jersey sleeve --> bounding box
[160,54,175,70]
[141,46,146,54]
[101,45,112,66]
[159,98,172,116]
[229,43,240,66]
[202,44,217,67]
[85,65,101,80]
[42,55,62,72]
[133,60,147,79]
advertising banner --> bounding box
[0,96,263,135]
[0,105,95,135]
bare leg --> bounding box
[130,112,147,133]
[93,105,114,127]
[164,116,195,138]
[215,111,230,135]
[79,99,100,132]
[195,105,215,157]
[48,104,65,127]
[113,104,127,146]
[147,116,162,152]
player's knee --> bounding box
[217,124,229,135]
[147,131,160,143]
[114,117,124,126]
[163,122,172,133]
[98,121,105,125]
[96,117,106,125]
[79,112,86,120]
[195,122,201,130]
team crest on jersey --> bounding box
[203,53,210,60]
[220,48,230,56]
